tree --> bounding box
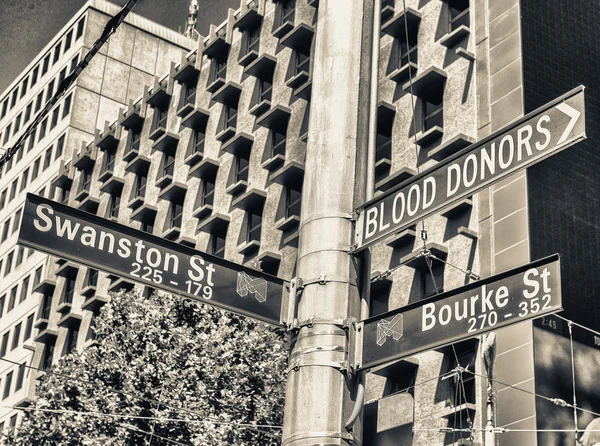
[8,290,287,445]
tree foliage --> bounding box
[8,290,287,445]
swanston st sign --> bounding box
[18,194,287,326]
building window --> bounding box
[43,146,53,170]
[224,104,237,130]
[258,78,272,103]
[235,155,249,183]
[14,113,22,134]
[448,0,470,32]
[4,251,13,276]
[16,246,24,267]
[1,220,10,243]
[422,262,444,298]
[42,53,50,75]
[192,128,205,156]
[76,16,85,40]
[32,157,41,180]
[0,190,6,210]
[65,29,73,51]
[46,80,55,103]
[35,92,43,113]
[0,333,8,357]
[58,67,67,86]
[61,93,72,120]
[10,179,17,201]
[41,341,55,370]
[87,269,98,288]
[270,129,286,158]
[134,173,146,199]
[8,286,17,312]
[38,118,48,142]
[246,211,262,243]
[376,132,392,168]
[24,314,34,341]
[0,295,4,318]
[20,77,28,98]
[169,200,183,229]
[8,414,16,435]
[103,149,116,176]
[63,277,75,305]
[126,129,141,156]
[151,106,168,132]
[295,51,310,76]
[70,55,79,73]
[3,125,11,145]
[3,372,12,399]
[16,146,23,164]
[24,102,33,123]
[211,234,226,258]
[58,186,69,206]
[163,151,175,178]
[109,193,121,219]
[422,97,443,132]
[11,323,21,351]
[55,134,65,159]
[19,276,29,303]
[31,66,39,87]
[80,168,92,193]
[34,266,43,286]
[448,342,477,404]
[141,218,154,234]
[201,179,215,207]
[1,99,7,119]
[10,89,18,109]
[40,293,52,320]
[52,42,61,64]
[285,187,301,218]
[279,0,295,27]
[15,363,25,391]
[13,209,22,234]
[50,107,60,130]
[211,58,227,85]
[182,82,197,108]
[245,26,260,55]
[64,327,79,356]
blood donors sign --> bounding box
[356,255,562,370]
[354,87,585,251]
[18,194,287,325]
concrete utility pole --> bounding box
[282,0,373,444]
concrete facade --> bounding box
[0,0,193,433]
[0,0,594,444]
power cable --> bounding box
[461,368,600,419]
[0,0,140,170]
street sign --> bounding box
[356,254,562,370]
[18,193,287,326]
[355,86,586,251]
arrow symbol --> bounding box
[556,102,581,144]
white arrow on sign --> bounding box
[556,102,581,144]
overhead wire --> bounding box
[0,0,140,170]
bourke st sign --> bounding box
[18,194,287,326]
[357,255,562,370]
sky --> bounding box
[0,0,239,92]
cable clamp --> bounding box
[347,243,358,254]
[491,427,507,434]
[551,398,568,407]
[288,317,353,331]
[286,359,349,374]
[466,270,481,281]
